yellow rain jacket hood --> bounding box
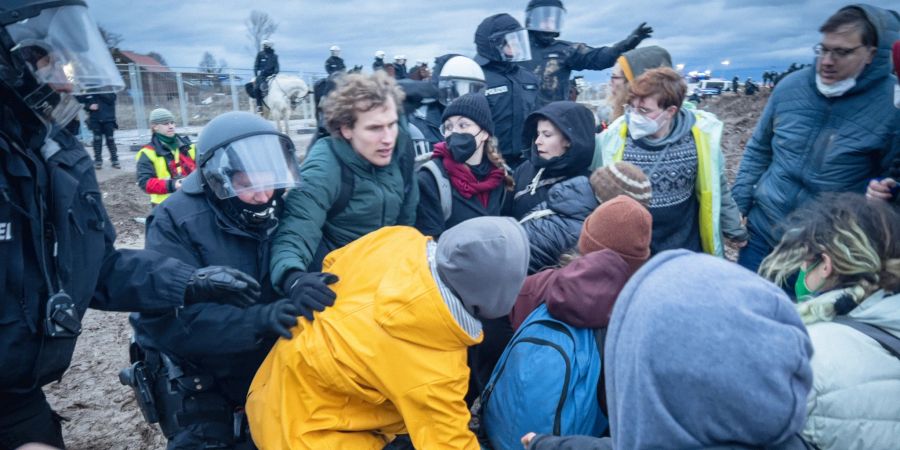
[247,226,487,450]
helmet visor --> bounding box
[203,134,301,200]
[493,29,532,62]
[6,5,125,95]
[438,78,486,105]
[525,6,565,33]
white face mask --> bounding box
[627,111,664,140]
[894,84,900,109]
[815,73,857,98]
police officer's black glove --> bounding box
[253,299,300,339]
[185,266,261,308]
[616,22,654,52]
[282,271,340,322]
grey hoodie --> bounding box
[606,250,813,449]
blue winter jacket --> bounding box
[732,4,900,246]
[519,176,597,274]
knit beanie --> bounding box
[618,46,672,83]
[436,217,529,319]
[578,195,652,274]
[590,161,652,206]
[441,92,495,136]
[149,108,176,126]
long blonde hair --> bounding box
[759,193,900,322]
[482,137,515,191]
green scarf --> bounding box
[155,133,179,151]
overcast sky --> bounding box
[85,0,897,81]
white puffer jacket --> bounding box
[802,290,900,450]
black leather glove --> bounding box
[253,299,300,339]
[282,271,340,322]
[184,266,261,308]
[616,22,654,52]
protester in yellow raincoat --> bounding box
[247,217,530,449]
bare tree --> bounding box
[245,10,278,54]
[147,51,168,67]
[198,51,226,74]
[98,25,123,50]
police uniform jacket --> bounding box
[130,189,281,403]
[0,126,193,393]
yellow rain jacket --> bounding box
[247,226,482,450]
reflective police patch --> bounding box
[546,53,560,58]
[484,86,509,96]
[0,222,10,241]
[523,84,538,90]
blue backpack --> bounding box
[480,304,607,450]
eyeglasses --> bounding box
[813,43,866,59]
[624,104,659,117]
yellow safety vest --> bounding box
[136,143,196,205]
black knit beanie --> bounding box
[441,93,495,136]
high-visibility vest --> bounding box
[136,143,196,205]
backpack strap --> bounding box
[419,160,452,221]
[832,316,900,359]
[326,140,354,220]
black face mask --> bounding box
[532,31,559,46]
[223,196,276,230]
[447,132,478,162]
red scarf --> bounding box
[432,142,505,208]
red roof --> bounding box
[118,51,171,72]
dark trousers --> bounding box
[737,222,773,274]
[91,121,118,163]
[0,389,65,450]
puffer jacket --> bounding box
[519,176,596,274]
[269,135,418,289]
[247,227,481,450]
[732,4,900,246]
[802,290,900,450]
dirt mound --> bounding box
[701,91,770,184]
[100,174,151,247]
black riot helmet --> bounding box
[0,1,124,134]
[181,111,301,229]
[525,0,566,35]
[474,13,532,65]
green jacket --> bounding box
[592,109,747,257]
[270,135,418,290]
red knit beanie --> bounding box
[578,195,652,274]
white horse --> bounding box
[258,74,309,134]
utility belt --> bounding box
[119,343,250,444]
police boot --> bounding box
[93,133,103,169]
[108,140,120,169]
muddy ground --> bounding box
[44,92,770,449]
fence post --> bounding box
[229,71,239,111]
[128,63,147,142]
[175,71,189,128]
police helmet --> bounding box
[262,40,273,49]
[436,56,486,106]
[525,0,566,34]
[182,111,301,226]
[0,0,125,131]
[375,50,385,59]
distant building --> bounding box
[112,49,178,103]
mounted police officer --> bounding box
[325,45,345,75]
[253,40,279,113]
[127,111,313,449]
[0,2,261,447]
[518,0,654,107]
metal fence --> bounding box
[104,64,326,140]
[86,63,611,142]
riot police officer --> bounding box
[0,2,260,447]
[518,0,653,107]
[474,13,540,168]
[127,112,321,448]
[253,40,280,112]
[325,45,345,74]
[372,50,386,72]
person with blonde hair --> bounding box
[605,46,672,123]
[269,71,418,323]
[759,192,900,450]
